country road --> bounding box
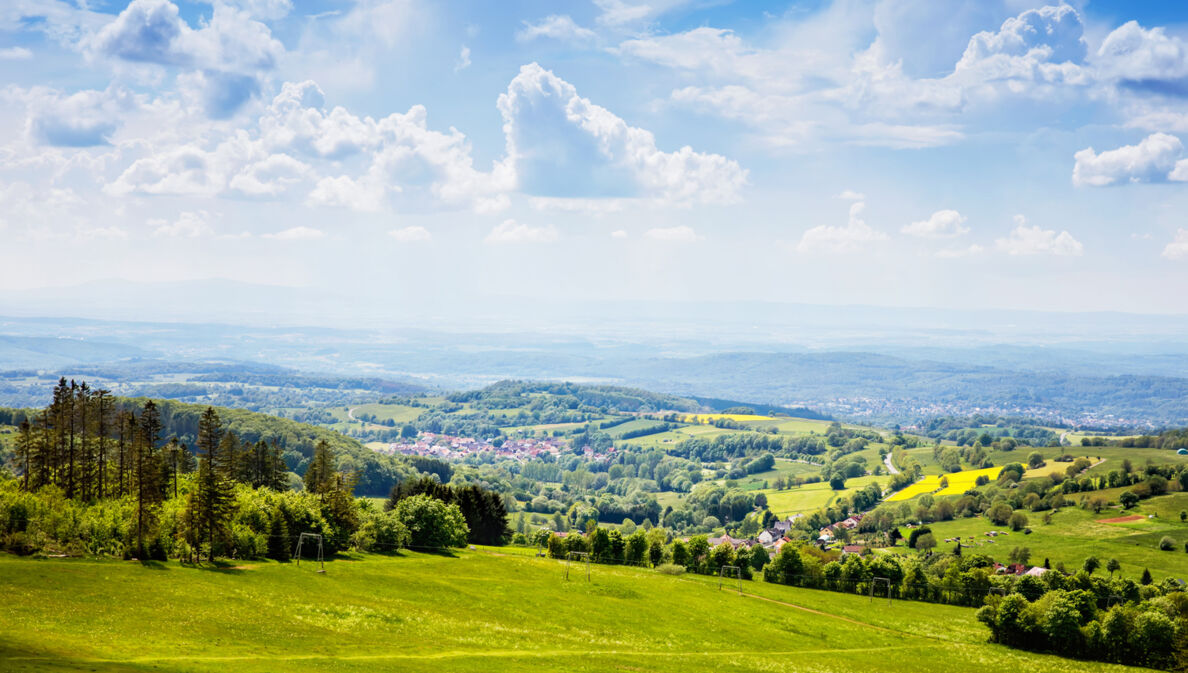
[883,452,899,475]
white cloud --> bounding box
[935,244,984,258]
[197,0,292,21]
[996,217,1083,256]
[229,153,313,196]
[150,211,214,237]
[594,0,692,27]
[1096,21,1188,91]
[837,190,865,201]
[20,85,137,147]
[497,63,746,205]
[0,47,31,60]
[517,15,596,43]
[389,225,432,242]
[107,80,512,214]
[902,209,969,238]
[954,4,1087,80]
[620,4,1094,150]
[1162,229,1188,260]
[610,229,628,239]
[87,0,283,117]
[263,226,324,240]
[796,201,888,254]
[644,225,701,242]
[454,46,471,72]
[1072,133,1183,186]
[485,219,558,244]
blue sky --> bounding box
[1,0,1188,318]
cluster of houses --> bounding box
[379,432,586,462]
[703,514,806,558]
[816,513,864,543]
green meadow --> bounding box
[888,491,1188,580]
[0,549,1150,673]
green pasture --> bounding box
[0,549,1149,673]
[892,491,1188,581]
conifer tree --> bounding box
[134,401,164,557]
[304,440,336,497]
[16,419,32,491]
[267,510,290,561]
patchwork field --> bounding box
[0,550,1150,673]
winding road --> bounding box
[883,452,900,475]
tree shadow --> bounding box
[0,638,158,672]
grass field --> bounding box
[761,475,885,516]
[894,491,1188,580]
[0,550,1150,673]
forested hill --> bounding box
[447,380,703,413]
[0,397,414,495]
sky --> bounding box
[1,0,1188,321]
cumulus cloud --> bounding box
[1096,21,1188,96]
[263,226,324,240]
[620,4,1094,150]
[1072,133,1183,186]
[644,225,702,242]
[485,219,558,244]
[229,153,313,196]
[22,86,135,147]
[517,15,596,43]
[610,229,628,238]
[837,190,865,201]
[954,4,1087,80]
[1162,229,1188,260]
[108,80,512,213]
[88,0,283,117]
[497,63,746,205]
[995,216,1083,256]
[197,0,292,21]
[796,201,888,253]
[902,209,969,238]
[389,225,432,242]
[150,211,214,237]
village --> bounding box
[375,432,612,462]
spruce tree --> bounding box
[134,401,164,558]
[304,440,336,497]
[195,407,233,561]
[267,511,290,561]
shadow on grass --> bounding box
[0,638,158,673]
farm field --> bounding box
[0,550,1149,673]
[886,466,1003,501]
[892,491,1188,580]
[761,475,884,516]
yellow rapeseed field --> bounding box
[682,413,778,424]
[885,466,1003,501]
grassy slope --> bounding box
[0,550,1145,673]
[890,491,1188,580]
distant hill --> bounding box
[0,335,155,369]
